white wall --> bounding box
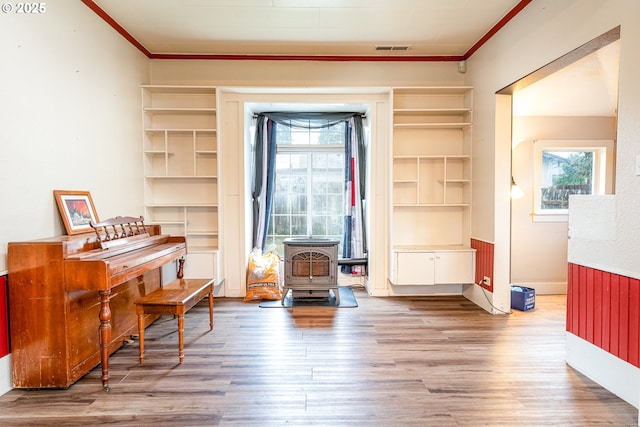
[0,1,150,270]
[0,0,149,394]
[465,0,640,309]
[150,59,461,88]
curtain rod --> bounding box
[252,113,366,119]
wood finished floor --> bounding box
[0,288,637,426]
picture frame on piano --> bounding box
[53,190,100,235]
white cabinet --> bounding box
[390,87,474,291]
[394,251,435,285]
[141,85,221,284]
[392,247,475,286]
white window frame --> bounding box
[532,139,614,222]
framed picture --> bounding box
[53,190,100,235]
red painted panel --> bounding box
[628,278,639,367]
[578,265,588,340]
[480,242,485,285]
[567,264,580,335]
[490,246,494,292]
[610,274,620,357]
[585,267,595,342]
[567,263,640,368]
[566,264,574,332]
[601,271,611,353]
[471,239,482,285]
[618,276,630,362]
[0,275,8,357]
[470,239,494,292]
[593,269,603,348]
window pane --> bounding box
[275,174,289,193]
[312,194,327,214]
[541,150,593,210]
[311,216,326,236]
[291,128,310,145]
[276,120,346,145]
[291,194,307,214]
[327,179,343,194]
[272,194,288,215]
[312,179,327,193]
[320,122,346,144]
[291,215,307,235]
[327,194,342,213]
[327,215,343,236]
[290,175,306,193]
[275,125,292,144]
[272,215,290,235]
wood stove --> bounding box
[282,237,340,304]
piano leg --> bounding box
[98,289,112,392]
[177,309,185,364]
[137,306,146,364]
[208,291,214,330]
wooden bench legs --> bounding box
[135,278,214,364]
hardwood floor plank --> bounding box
[0,289,637,426]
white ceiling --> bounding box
[91,0,523,57]
[87,0,619,117]
[513,40,620,117]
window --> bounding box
[265,120,346,254]
[532,140,614,222]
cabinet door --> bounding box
[434,251,474,284]
[183,252,216,279]
[395,252,435,285]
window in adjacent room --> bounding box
[532,139,614,222]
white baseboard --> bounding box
[566,332,639,425]
[0,354,12,396]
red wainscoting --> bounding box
[471,238,494,292]
[567,263,640,368]
[0,275,8,358]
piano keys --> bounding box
[7,219,186,390]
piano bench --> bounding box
[134,278,214,364]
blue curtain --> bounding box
[251,116,276,248]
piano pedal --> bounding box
[125,335,138,344]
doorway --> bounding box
[501,27,620,295]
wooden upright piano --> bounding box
[8,217,186,391]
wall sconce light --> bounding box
[511,177,524,199]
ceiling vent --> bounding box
[375,45,411,52]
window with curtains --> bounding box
[252,112,367,273]
[265,120,346,255]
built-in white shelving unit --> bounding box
[390,87,475,288]
[141,85,221,283]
